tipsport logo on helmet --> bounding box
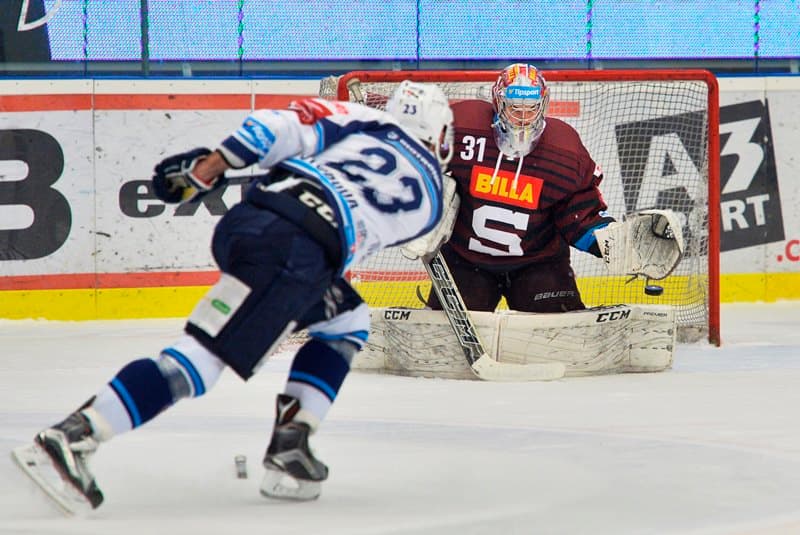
[505,86,542,100]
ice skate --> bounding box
[260,394,328,501]
[12,411,103,514]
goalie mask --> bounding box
[386,80,455,171]
[491,64,550,157]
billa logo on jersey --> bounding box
[470,165,543,209]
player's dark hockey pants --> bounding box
[186,202,341,380]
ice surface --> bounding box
[2,303,800,534]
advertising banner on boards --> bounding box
[0,77,797,316]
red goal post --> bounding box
[319,69,720,345]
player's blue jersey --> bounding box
[218,98,444,271]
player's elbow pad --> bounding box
[401,176,459,260]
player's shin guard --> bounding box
[284,338,352,425]
[98,343,219,433]
[107,358,177,430]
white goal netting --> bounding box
[318,70,719,344]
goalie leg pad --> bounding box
[356,305,675,378]
[355,308,499,380]
[496,305,676,375]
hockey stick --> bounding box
[423,252,565,381]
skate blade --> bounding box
[11,443,92,516]
[259,466,321,501]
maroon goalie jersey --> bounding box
[446,99,615,272]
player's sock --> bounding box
[86,338,225,437]
[284,338,351,425]
[103,358,175,431]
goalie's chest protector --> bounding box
[282,126,444,271]
[447,100,603,267]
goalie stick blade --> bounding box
[423,253,566,382]
[259,465,322,502]
[11,444,93,516]
[471,354,566,382]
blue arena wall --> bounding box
[35,0,800,63]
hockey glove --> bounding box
[152,147,222,204]
[401,174,460,261]
[594,209,684,280]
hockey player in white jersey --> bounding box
[12,80,456,513]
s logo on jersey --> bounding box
[469,165,544,209]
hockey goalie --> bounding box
[350,64,685,381]
[359,207,683,381]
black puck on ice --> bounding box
[234,454,248,479]
[644,285,664,296]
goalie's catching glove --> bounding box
[152,148,224,204]
[594,209,684,280]
[401,175,460,261]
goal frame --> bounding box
[333,69,720,345]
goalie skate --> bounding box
[11,443,94,516]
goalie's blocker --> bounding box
[594,209,684,281]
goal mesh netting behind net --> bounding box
[318,70,720,344]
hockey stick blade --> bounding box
[423,253,565,382]
[471,353,565,382]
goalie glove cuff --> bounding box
[594,221,628,276]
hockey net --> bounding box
[318,70,720,345]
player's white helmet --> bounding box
[386,80,454,170]
[491,63,550,157]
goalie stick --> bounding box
[423,252,564,381]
